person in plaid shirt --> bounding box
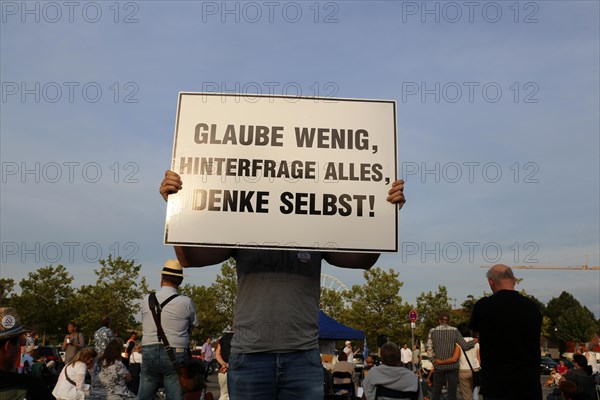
[427,312,476,400]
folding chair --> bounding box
[375,385,419,400]
[331,371,355,399]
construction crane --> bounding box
[481,255,600,270]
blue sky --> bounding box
[1,1,599,317]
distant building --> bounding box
[540,336,560,358]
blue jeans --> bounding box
[137,344,188,400]
[203,360,212,380]
[227,349,324,400]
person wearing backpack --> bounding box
[137,260,200,400]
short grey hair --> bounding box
[486,266,515,282]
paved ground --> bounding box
[203,373,555,399]
[205,374,221,399]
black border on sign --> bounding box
[164,92,399,253]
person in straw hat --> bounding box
[137,259,199,400]
[0,307,54,399]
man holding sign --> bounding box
[160,170,405,399]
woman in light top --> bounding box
[52,347,97,400]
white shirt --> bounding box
[129,351,142,364]
[52,361,89,400]
[401,347,413,364]
[585,351,599,374]
[459,337,480,370]
[141,285,199,348]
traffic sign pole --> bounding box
[409,309,418,371]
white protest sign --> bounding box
[164,93,398,252]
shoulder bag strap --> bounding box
[64,363,77,386]
[161,294,179,308]
[462,343,475,372]
[149,292,179,369]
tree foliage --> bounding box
[545,291,597,353]
[14,265,75,342]
[341,268,411,349]
[3,259,598,358]
[180,260,238,345]
[71,256,148,339]
[0,278,15,304]
[211,258,238,325]
[180,284,223,345]
[319,287,346,321]
[415,285,452,340]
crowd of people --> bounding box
[545,353,599,400]
[0,260,213,400]
[2,264,600,400]
[2,170,599,400]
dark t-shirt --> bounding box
[230,249,323,353]
[0,370,55,399]
[469,289,542,399]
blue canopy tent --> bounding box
[318,310,365,340]
[318,310,366,364]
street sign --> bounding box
[409,309,418,322]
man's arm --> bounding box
[175,246,233,268]
[434,344,461,365]
[160,170,234,267]
[455,331,476,352]
[323,252,380,269]
[215,343,227,372]
[189,299,200,329]
[76,333,85,349]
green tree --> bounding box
[546,292,580,323]
[342,268,410,349]
[546,291,597,354]
[320,287,346,321]
[72,256,148,339]
[210,258,238,326]
[460,295,478,315]
[0,278,15,304]
[415,285,452,341]
[15,265,75,344]
[180,284,224,345]
[541,316,553,338]
[554,306,597,352]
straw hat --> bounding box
[162,259,185,277]
[0,307,26,340]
